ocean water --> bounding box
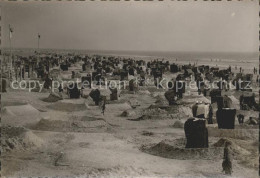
[3,48,258,62]
[2,48,258,72]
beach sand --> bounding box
[1,53,259,177]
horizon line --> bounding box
[1,47,258,54]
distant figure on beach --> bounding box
[222,142,232,175]
[235,65,237,70]
[239,67,242,73]
[237,114,244,124]
[208,104,213,124]
[58,84,63,93]
[228,65,231,72]
[80,85,84,97]
[101,98,106,115]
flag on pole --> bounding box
[38,33,40,39]
[9,25,13,39]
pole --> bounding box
[20,62,22,81]
[0,9,2,92]
[38,33,40,51]
[0,56,2,92]
[37,33,40,65]
[8,24,10,80]
[9,24,12,82]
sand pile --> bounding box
[60,73,72,80]
[141,139,223,160]
[83,96,96,107]
[2,104,41,127]
[183,95,210,105]
[130,104,192,121]
[141,130,154,136]
[127,99,140,108]
[147,104,169,110]
[151,92,164,98]
[164,105,193,119]
[42,92,63,103]
[208,128,258,140]
[32,119,79,132]
[47,102,87,112]
[23,131,45,148]
[177,106,193,117]
[130,108,169,121]
[60,98,86,104]
[146,86,164,93]
[99,89,111,97]
[137,89,151,95]
[32,119,108,132]
[106,102,132,112]
[154,94,169,106]
[120,110,137,117]
[172,120,184,128]
[229,95,240,105]
[3,104,40,116]
[2,101,27,107]
[2,126,44,152]
[213,138,258,169]
[119,89,136,95]
[134,115,171,121]
[213,138,251,156]
[2,107,16,117]
[142,108,168,115]
[237,110,258,118]
[31,88,50,93]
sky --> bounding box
[1,1,259,53]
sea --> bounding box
[2,48,258,70]
[2,48,258,59]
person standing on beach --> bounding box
[100,96,106,115]
[253,67,257,74]
[58,84,63,93]
[228,65,231,72]
[208,104,213,124]
[222,142,232,175]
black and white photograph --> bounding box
[0,1,259,177]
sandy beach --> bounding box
[1,52,259,177]
[1,1,259,177]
